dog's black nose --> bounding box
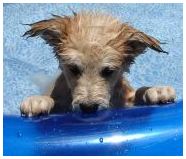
[79,103,99,113]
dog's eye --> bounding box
[69,65,81,76]
[101,67,115,78]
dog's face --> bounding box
[59,43,124,112]
[24,12,166,112]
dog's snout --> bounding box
[79,103,99,113]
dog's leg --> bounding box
[119,80,176,107]
[111,78,136,107]
[50,73,73,113]
[20,74,57,117]
[20,72,72,116]
[134,86,176,105]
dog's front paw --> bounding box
[143,86,176,105]
[20,96,54,117]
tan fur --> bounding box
[21,11,175,116]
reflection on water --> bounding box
[99,134,145,144]
[72,109,112,122]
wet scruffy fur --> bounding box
[20,11,176,116]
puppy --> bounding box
[20,11,176,116]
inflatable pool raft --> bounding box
[4,100,183,156]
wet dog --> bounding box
[20,11,176,116]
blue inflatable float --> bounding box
[4,100,183,156]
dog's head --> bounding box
[24,12,167,113]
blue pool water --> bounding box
[3,3,183,114]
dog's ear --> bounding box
[23,15,70,47]
[124,29,168,56]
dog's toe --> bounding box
[20,96,54,117]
